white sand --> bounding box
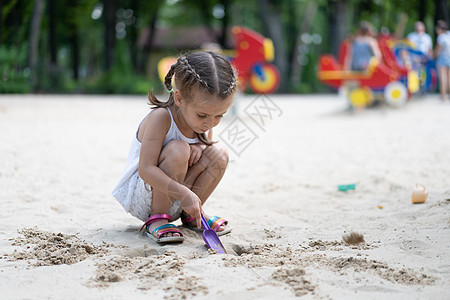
[0,93,449,299]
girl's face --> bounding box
[175,89,233,134]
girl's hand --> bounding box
[179,186,202,228]
[189,144,207,167]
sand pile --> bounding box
[8,228,106,266]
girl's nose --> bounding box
[204,117,214,128]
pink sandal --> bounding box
[141,214,185,243]
[181,214,232,236]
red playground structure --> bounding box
[317,35,437,109]
[158,26,280,94]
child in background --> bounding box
[435,20,450,101]
[112,52,236,243]
[346,21,382,71]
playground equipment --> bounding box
[391,44,437,93]
[231,26,280,94]
[157,26,280,94]
[317,35,436,109]
[378,36,437,93]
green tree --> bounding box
[0,0,443,94]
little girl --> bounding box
[435,20,450,100]
[112,51,236,243]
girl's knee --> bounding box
[161,140,190,165]
[204,144,229,168]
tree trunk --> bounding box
[198,0,216,41]
[27,0,45,86]
[70,27,79,79]
[141,4,161,77]
[290,2,317,86]
[103,0,116,71]
[0,0,3,45]
[259,0,288,93]
[418,0,426,22]
[144,7,159,53]
[218,0,230,48]
[48,0,56,65]
[329,0,347,57]
[129,0,138,72]
[286,0,297,82]
[435,0,449,25]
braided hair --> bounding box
[149,51,237,145]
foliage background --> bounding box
[0,0,445,94]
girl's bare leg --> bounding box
[438,66,448,100]
[447,67,450,99]
[183,144,229,231]
[148,140,190,237]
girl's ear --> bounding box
[173,90,184,107]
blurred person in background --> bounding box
[407,21,433,57]
[346,21,382,71]
[434,20,450,101]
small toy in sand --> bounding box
[338,184,356,192]
[342,232,365,245]
[411,184,427,204]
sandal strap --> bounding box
[140,214,173,231]
[182,215,228,232]
[151,224,183,239]
[208,216,228,232]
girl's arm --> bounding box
[370,38,382,60]
[344,44,352,70]
[434,36,442,59]
[188,128,213,166]
[189,144,206,166]
[434,44,442,59]
[138,108,202,227]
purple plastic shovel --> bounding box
[201,214,227,254]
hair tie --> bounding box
[168,88,174,93]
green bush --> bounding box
[0,45,32,93]
[81,40,158,94]
[81,70,157,94]
[34,62,76,93]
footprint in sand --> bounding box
[399,240,430,255]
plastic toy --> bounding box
[391,46,437,93]
[317,35,436,109]
[411,184,427,204]
[201,214,226,254]
[338,184,356,192]
[231,26,280,94]
[157,26,280,94]
[378,36,437,94]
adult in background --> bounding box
[407,21,433,57]
[434,20,450,101]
